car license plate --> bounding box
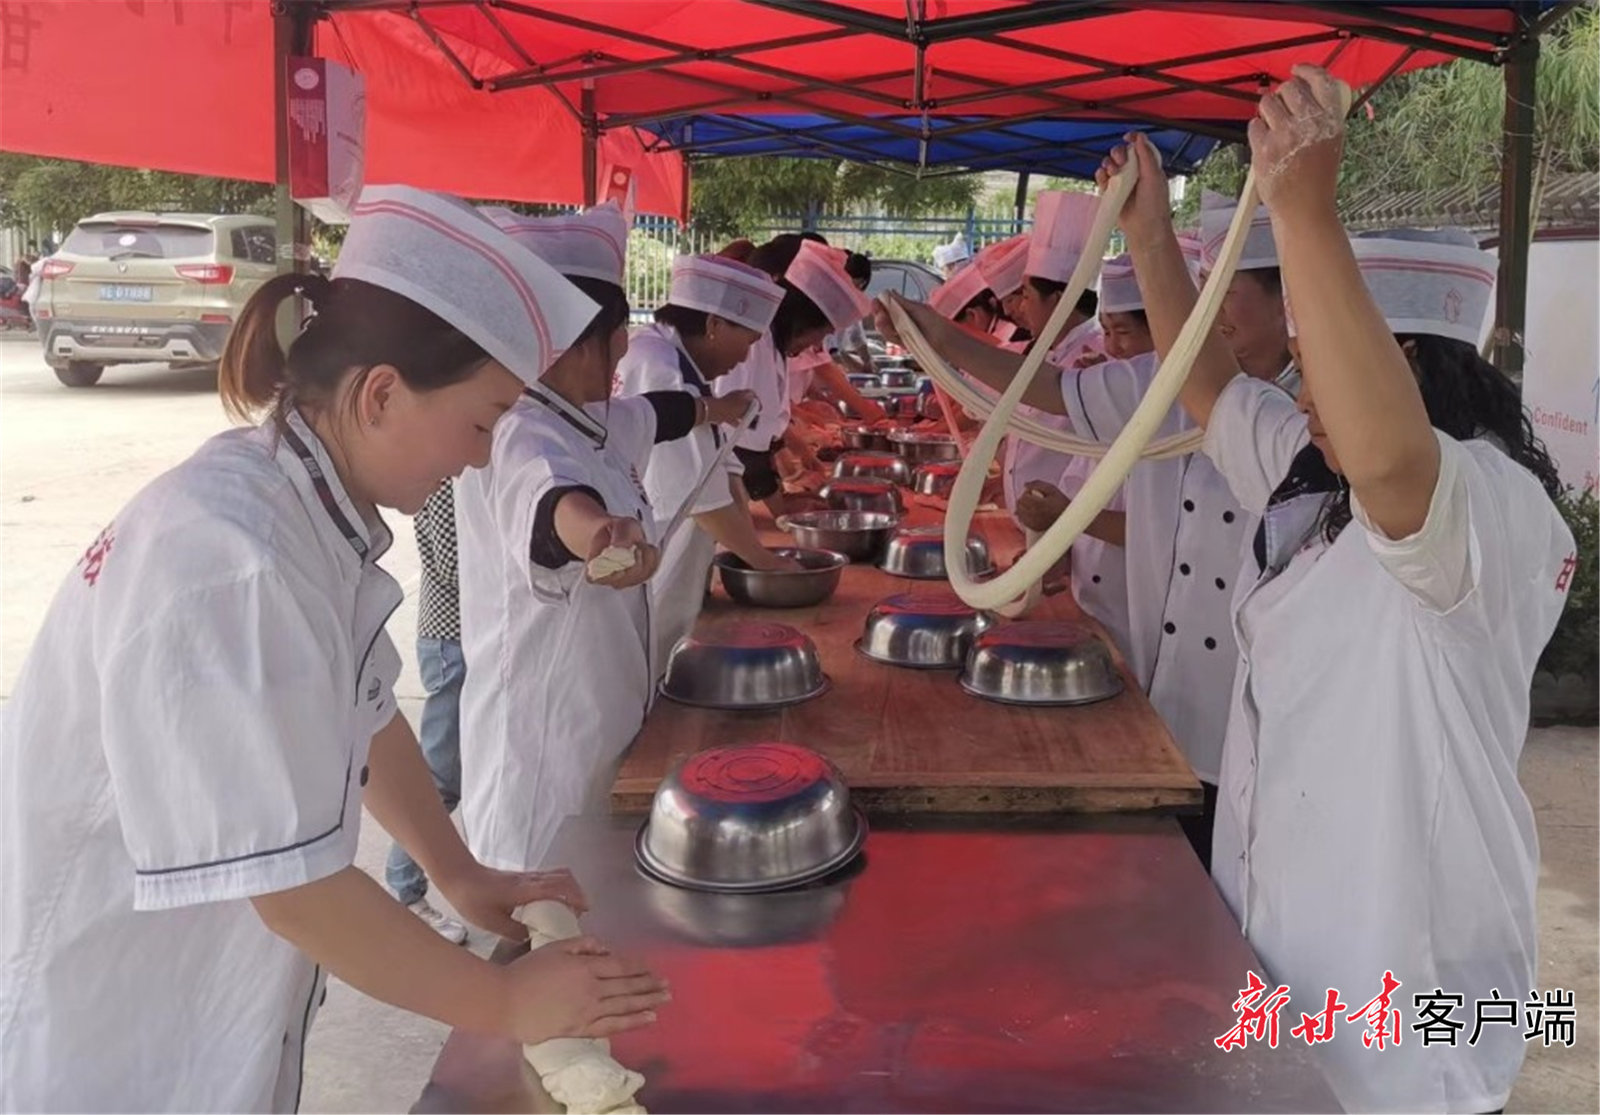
[99,284,153,303]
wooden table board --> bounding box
[612,506,1202,815]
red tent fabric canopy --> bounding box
[0,2,1548,197]
[0,1,687,217]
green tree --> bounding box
[689,155,981,238]
[0,154,272,238]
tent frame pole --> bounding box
[273,1,315,280]
[1493,1,1540,380]
[582,83,599,206]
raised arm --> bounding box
[875,293,1070,415]
[1252,65,1439,538]
[1097,135,1242,429]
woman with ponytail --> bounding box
[0,186,667,1112]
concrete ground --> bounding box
[1,339,1594,1113]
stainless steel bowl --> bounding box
[879,368,918,389]
[878,525,994,581]
[832,451,912,487]
[856,590,996,669]
[776,510,899,562]
[888,429,961,465]
[819,477,903,517]
[659,622,829,710]
[912,461,963,497]
[960,620,1124,706]
[885,393,922,419]
[714,548,848,608]
[846,372,878,390]
[840,424,890,452]
[636,742,868,893]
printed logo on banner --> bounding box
[1216,972,1580,1052]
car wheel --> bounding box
[55,361,105,388]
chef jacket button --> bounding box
[359,765,370,787]
[1183,499,1196,512]
[1223,510,1236,523]
[1215,577,1227,590]
[1205,637,1218,649]
[1163,621,1177,635]
[1178,563,1191,576]
[1092,574,1101,584]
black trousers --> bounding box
[1177,779,1220,872]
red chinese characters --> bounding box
[1215,970,1293,1051]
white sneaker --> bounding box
[407,898,468,945]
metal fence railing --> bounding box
[624,210,1029,319]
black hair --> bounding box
[1238,267,1284,297]
[845,251,872,287]
[958,289,1002,322]
[1318,333,1564,542]
[748,234,831,353]
[220,274,489,423]
[800,231,829,245]
[654,303,711,336]
[1024,274,1098,318]
[566,276,629,348]
[1104,307,1151,331]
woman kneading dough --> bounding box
[613,253,793,672]
[1109,68,1571,1112]
[455,206,756,872]
[0,187,667,1112]
[715,237,875,516]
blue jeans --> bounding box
[386,637,465,906]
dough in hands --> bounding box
[586,544,639,581]
[514,902,648,1115]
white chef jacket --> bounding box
[716,333,789,451]
[615,323,738,673]
[1008,319,1130,657]
[456,389,658,871]
[1059,351,1253,783]
[1,410,402,1112]
[1205,374,1573,1114]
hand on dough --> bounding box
[515,902,654,1115]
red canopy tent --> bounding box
[0,0,688,217]
[0,0,1570,369]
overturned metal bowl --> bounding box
[878,525,994,581]
[888,428,961,465]
[777,510,899,562]
[856,590,996,670]
[960,621,1124,706]
[637,742,868,893]
[841,424,891,452]
[832,450,912,487]
[913,461,963,497]
[660,622,829,710]
[715,548,848,609]
[819,477,903,517]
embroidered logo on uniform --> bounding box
[79,525,116,587]
[1443,288,1464,324]
[1556,551,1578,593]
[628,464,650,505]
